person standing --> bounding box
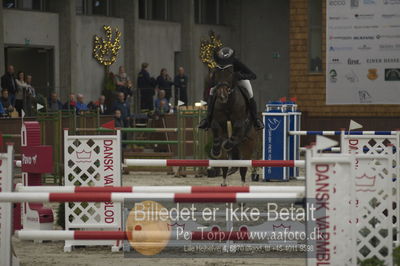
[156,68,173,101]
[115,66,130,91]
[25,74,36,116]
[113,92,131,127]
[1,65,17,105]
[137,62,155,110]
[174,67,188,106]
[15,71,29,116]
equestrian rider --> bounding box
[198,46,265,130]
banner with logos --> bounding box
[326,0,400,104]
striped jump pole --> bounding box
[124,159,305,168]
[16,230,251,241]
[299,147,387,152]
[289,130,398,136]
[15,184,305,194]
[75,127,194,133]
[0,192,304,203]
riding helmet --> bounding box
[213,47,235,67]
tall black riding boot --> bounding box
[249,98,264,130]
[198,95,216,130]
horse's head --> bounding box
[213,65,236,104]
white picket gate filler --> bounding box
[63,130,122,252]
[0,145,20,266]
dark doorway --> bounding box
[4,46,54,97]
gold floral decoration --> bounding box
[93,25,122,66]
[200,31,223,69]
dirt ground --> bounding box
[12,169,306,266]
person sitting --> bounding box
[112,92,130,127]
[198,47,264,130]
[0,89,14,116]
[154,89,170,116]
[0,101,5,117]
[88,95,109,115]
[63,93,76,110]
[75,94,89,113]
[48,92,63,111]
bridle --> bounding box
[214,64,234,96]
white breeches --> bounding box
[209,80,254,98]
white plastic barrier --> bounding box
[0,145,19,266]
[63,130,122,252]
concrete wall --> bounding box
[3,9,60,92]
[136,20,181,82]
[239,0,290,107]
[74,15,125,101]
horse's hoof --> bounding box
[222,139,234,151]
[221,183,227,187]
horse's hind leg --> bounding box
[240,167,248,186]
[221,167,228,186]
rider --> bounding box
[198,47,265,130]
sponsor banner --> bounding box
[327,0,400,104]
[21,146,53,173]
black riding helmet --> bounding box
[213,47,235,67]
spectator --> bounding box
[89,95,109,115]
[118,79,133,101]
[174,66,188,106]
[63,93,76,110]
[0,101,5,117]
[25,74,36,116]
[115,66,130,89]
[114,109,127,148]
[48,92,63,111]
[154,89,170,116]
[0,89,14,116]
[137,62,155,110]
[113,92,130,127]
[114,109,124,128]
[156,68,173,101]
[76,94,89,113]
[15,71,29,116]
[1,65,17,105]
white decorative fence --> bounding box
[64,130,122,252]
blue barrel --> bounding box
[285,102,301,179]
[262,102,289,181]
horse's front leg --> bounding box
[221,167,228,186]
[222,120,245,151]
[239,167,248,186]
[210,121,223,158]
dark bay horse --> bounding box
[209,65,257,186]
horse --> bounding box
[209,65,257,186]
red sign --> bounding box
[21,146,53,173]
